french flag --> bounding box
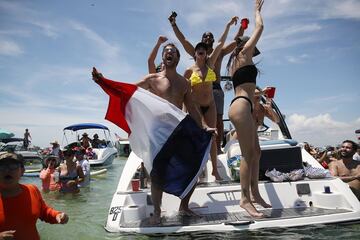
[93,69,212,199]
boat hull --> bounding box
[89,147,117,167]
[105,141,360,234]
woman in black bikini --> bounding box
[226,0,270,218]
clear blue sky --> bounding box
[0,0,359,148]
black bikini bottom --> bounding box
[230,96,253,113]
[200,106,210,115]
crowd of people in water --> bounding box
[1,0,360,238]
[304,140,360,199]
[0,130,106,238]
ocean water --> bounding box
[21,157,360,240]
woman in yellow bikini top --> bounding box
[189,66,216,87]
[183,17,237,181]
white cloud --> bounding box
[27,20,58,38]
[264,0,360,20]
[0,39,23,56]
[0,1,59,38]
[285,54,310,64]
[262,24,323,52]
[0,29,31,37]
[185,1,241,26]
[69,20,120,60]
[321,0,360,20]
[287,113,359,147]
[0,106,123,148]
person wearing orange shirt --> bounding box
[39,155,60,192]
[0,152,68,240]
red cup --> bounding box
[265,87,276,98]
[241,18,249,29]
[131,179,140,191]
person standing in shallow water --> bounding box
[226,0,271,218]
[0,152,68,239]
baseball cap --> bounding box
[0,152,24,164]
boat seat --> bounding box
[225,140,303,181]
[260,139,298,146]
[226,139,298,160]
[259,146,303,181]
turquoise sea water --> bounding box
[21,157,360,240]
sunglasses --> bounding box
[0,163,21,171]
[164,48,177,54]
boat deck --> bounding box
[121,207,351,228]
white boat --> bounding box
[63,123,118,167]
[115,138,131,157]
[105,96,360,234]
[0,138,43,164]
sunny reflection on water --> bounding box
[21,157,360,240]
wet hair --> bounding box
[195,42,208,52]
[162,43,180,58]
[226,37,262,76]
[226,37,245,74]
[202,31,214,40]
[342,140,358,152]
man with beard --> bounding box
[92,43,215,224]
[329,140,360,199]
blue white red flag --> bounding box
[94,73,211,199]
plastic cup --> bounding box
[131,179,140,191]
[265,87,276,98]
[241,18,249,29]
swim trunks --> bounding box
[213,87,224,115]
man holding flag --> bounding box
[92,43,215,224]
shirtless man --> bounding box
[253,88,280,127]
[329,140,360,200]
[169,13,247,154]
[93,43,215,224]
[230,88,280,141]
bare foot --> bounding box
[240,200,264,218]
[212,171,223,181]
[178,208,200,217]
[149,212,161,225]
[252,192,272,208]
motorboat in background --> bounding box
[115,138,131,157]
[0,138,43,166]
[104,94,360,234]
[63,123,117,167]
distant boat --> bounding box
[0,138,43,165]
[63,123,117,167]
[115,138,131,157]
